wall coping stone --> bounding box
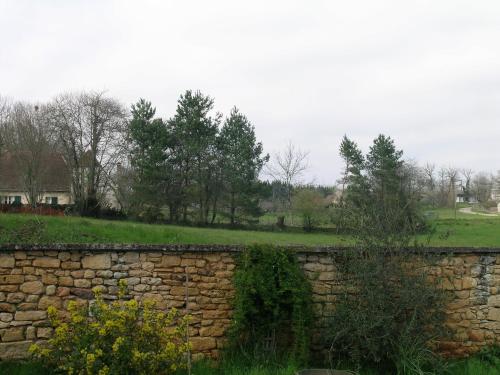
[0,243,499,254]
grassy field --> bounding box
[1,206,500,247]
[0,213,352,246]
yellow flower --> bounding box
[112,336,125,352]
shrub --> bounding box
[229,244,313,365]
[327,249,448,372]
[292,189,327,232]
[30,281,190,375]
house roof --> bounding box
[0,151,71,193]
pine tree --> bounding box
[219,107,269,224]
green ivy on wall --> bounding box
[229,244,313,365]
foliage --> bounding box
[219,107,269,225]
[328,135,448,373]
[127,93,269,225]
[328,249,448,371]
[339,135,426,246]
[230,244,313,365]
[128,98,170,216]
[30,281,190,375]
[292,189,327,231]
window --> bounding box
[45,196,58,205]
[14,196,21,204]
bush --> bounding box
[229,244,313,365]
[292,189,327,232]
[30,281,190,375]
[327,249,448,372]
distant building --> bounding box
[491,171,500,202]
[0,152,73,205]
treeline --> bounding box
[1,90,498,229]
[0,91,273,224]
[124,92,268,224]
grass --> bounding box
[2,357,499,375]
[1,205,500,247]
[0,213,352,246]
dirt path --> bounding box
[459,207,499,217]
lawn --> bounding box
[0,213,351,247]
[1,207,500,247]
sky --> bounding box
[1,0,500,184]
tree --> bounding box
[337,135,364,233]
[267,141,309,206]
[445,167,459,208]
[329,136,446,372]
[461,168,474,202]
[128,98,171,219]
[0,96,11,153]
[472,172,493,203]
[292,188,326,232]
[266,141,309,227]
[167,90,222,224]
[48,92,128,215]
[422,163,437,206]
[1,102,54,207]
[342,134,424,247]
[218,107,269,225]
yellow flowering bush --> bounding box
[30,280,191,375]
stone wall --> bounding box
[0,245,499,360]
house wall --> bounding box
[0,245,499,360]
[0,192,72,205]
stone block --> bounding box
[20,281,43,295]
[74,279,91,288]
[0,255,15,268]
[191,337,217,351]
[0,327,24,341]
[6,292,25,304]
[61,261,81,270]
[38,296,62,310]
[37,327,53,338]
[71,288,94,299]
[160,255,181,267]
[46,285,56,296]
[15,310,47,321]
[58,276,74,287]
[33,257,61,268]
[0,303,15,313]
[487,307,500,321]
[0,341,31,359]
[84,270,95,279]
[0,275,24,284]
[82,254,111,270]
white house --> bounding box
[0,152,73,205]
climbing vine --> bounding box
[230,244,313,364]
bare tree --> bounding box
[48,91,128,215]
[2,102,54,207]
[266,141,309,207]
[0,96,12,152]
[446,167,459,208]
[461,168,474,202]
[472,172,493,203]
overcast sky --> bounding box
[1,0,499,184]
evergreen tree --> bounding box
[341,135,424,247]
[337,135,365,232]
[168,90,222,223]
[128,99,170,218]
[219,107,269,224]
